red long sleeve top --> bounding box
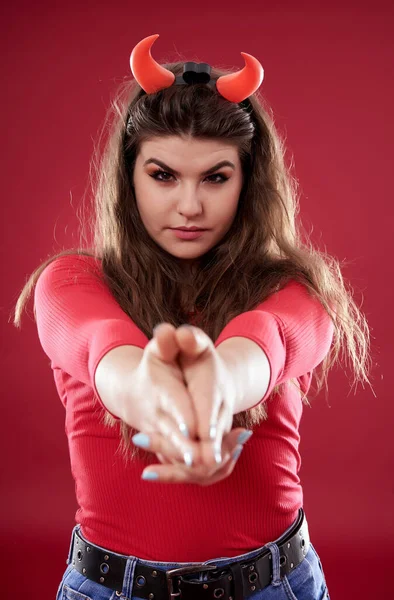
[34,254,334,562]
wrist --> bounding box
[94,344,144,420]
[216,340,246,414]
[216,336,271,413]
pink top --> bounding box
[34,254,334,561]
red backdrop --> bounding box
[2,2,392,598]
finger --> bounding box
[152,323,180,363]
[157,384,198,441]
[188,420,243,471]
[156,452,172,465]
[141,442,244,485]
[211,401,230,464]
[191,384,223,454]
[140,427,251,483]
[198,445,243,486]
[164,427,252,475]
[222,427,254,453]
[155,410,197,464]
[132,426,198,467]
[175,325,212,358]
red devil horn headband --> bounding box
[129,34,264,105]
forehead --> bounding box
[138,136,239,161]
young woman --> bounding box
[14,34,372,600]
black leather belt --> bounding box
[70,509,310,600]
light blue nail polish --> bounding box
[132,433,150,448]
[184,451,193,467]
[142,471,159,480]
[233,446,243,461]
[237,430,253,445]
[179,422,190,438]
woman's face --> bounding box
[132,136,243,263]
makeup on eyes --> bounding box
[149,169,229,184]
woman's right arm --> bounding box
[34,254,149,420]
[34,255,197,458]
[94,344,143,420]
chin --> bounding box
[153,239,203,259]
[171,249,206,259]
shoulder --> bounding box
[43,253,102,276]
[37,253,103,292]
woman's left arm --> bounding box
[215,280,335,412]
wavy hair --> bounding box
[12,59,375,463]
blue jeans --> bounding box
[56,513,330,600]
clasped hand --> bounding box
[133,323,252,486]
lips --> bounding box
[172,227,206,231]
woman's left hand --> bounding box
[177,323,237,456]
[137,323,250,485]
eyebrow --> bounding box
[143,158,236,176]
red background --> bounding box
[2,2,392,598]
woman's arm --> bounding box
[34,254,149,419]
[94,344,144,419]
[214,280,335,411]
[216,337,270,413]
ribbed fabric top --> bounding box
[34,254,334,562]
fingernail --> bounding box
[237,430,253,445]
[184,450,193,467]
[142,471,159,480]
[210,424,217,440]
[215,449,222,464]
[233,446,243,461]
[132,433,150,448]
[179,422,190,438]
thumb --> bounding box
[151,323,181,363]
[175,325,212,358]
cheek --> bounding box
[136,194,165,221]
[213,194,239,225]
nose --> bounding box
[176,184,204,217]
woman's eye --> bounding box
[150,170,228,184]
[151,170,173,182]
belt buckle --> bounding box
[166,564,218,599]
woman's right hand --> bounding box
[121,323,201,467]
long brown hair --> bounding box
[12,60,374,463]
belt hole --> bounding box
[249,572,258,583]
[301,538,305,547]
[280,555,287,566]
[214,588,224,598]
[136,575,146,587]
[100,563,110,574]
[77,550,83,561]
